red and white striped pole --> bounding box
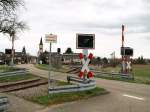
[121,25,125,73]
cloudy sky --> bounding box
[0,0,150,58]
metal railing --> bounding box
[0,69,29,78]
[93,70,134,79]
[0,96,9,112]
[49,76,96,94]
[67,75,92,84]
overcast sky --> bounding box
[0,0,150,58]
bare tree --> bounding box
[0,0,24,33]
[0,0,27,66]
[0,0,24,15]
[2,17,28,65]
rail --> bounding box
[49,75,96,94]
[93,70,134,79]
[0,69,29,78]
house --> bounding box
[0,46,37,65]
[62,53,81,64]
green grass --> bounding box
[34,64,48,70]
[56,81,71,86]
[30,87,107,106]
[34,64,70,73]
[101,67,121,73]
[95,64,150,85]
[96,75,135,83]
[0,73,37,83]
[0,65,19,73]
[132,65,150,84]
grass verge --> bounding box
[34,64,70,73]
[0,65,19,73]
[30,87,108,106]
[95,75,135,83]
[95,64,150,85]
[0,73,37,83]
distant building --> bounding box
[28,56,37,64]
[37,37,81,65]
[37,38,61,65]
[0,52,5,64]
[62,53,81,64]
[0,46,37,65]
[38,37,43,56]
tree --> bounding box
[0,0,24,33]
[2,17,27,65]
[96,57,101,66]
[0,0,26,66]
[102,57,108,64]
[136,56,146,64]
[0,0,24,16]
[65,47,73,54]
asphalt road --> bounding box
[17,64,150,112]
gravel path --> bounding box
[0,92,44,112]
[10,84,48,100]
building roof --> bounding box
[43,51,58,55]
[63,53,80,56]
[39,37,43,45]
[15,52,22,56]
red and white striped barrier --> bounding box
[79,53,93,79]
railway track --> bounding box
[66,67,81,74]
[0,78,48,92]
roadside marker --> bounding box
[126,61,131,70]
[123,94,145,101]
[79,53,93,79]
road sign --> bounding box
[45,34,57,43]
[79,53,93,79]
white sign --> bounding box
[81,57,90,73]
[126,61,131,70]
[45,34,57,43]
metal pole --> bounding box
[48,43,52,91]
[82,49,88,81]
[11,36,15,67]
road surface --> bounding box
[17,64,150,112]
